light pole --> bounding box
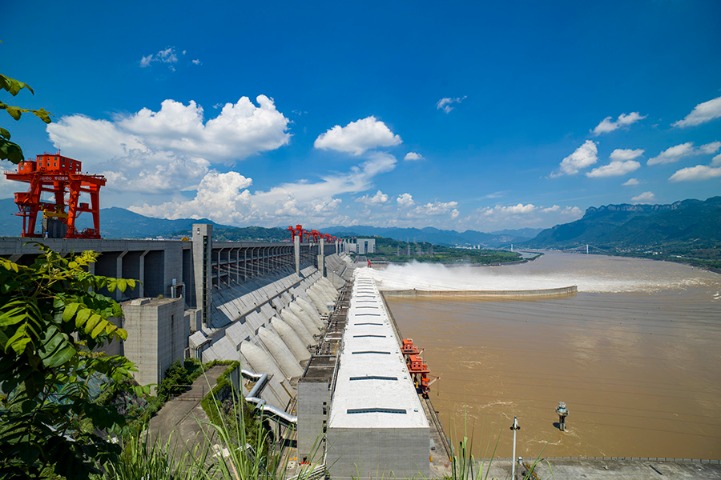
[510,416,520,479]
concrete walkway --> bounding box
[475,458,721,479]
[148,365,227,457]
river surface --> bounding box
[374,252,721,459]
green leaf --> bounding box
[0,306,27,327]
[84,313,101,336]
[0,137,25,163]
[62,302,82,322]
[5,106,22,120]
[6,324,31,354]
[91,320,106,339]
[117,278,127,292]
[0,74,34,95]
[32,108,51,124]
[39,325,76,368]
[74,307,91,329]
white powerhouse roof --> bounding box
[328,270,428,429]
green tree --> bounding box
[0,245,139,479]
[1,73,51,164]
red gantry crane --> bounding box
[4,153,106,239]
[401,338,438,398]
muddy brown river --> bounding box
[374,253,721,459]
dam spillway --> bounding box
[0,227,443,477]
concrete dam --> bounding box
[0,224,443,478]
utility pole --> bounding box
[510,416,520,479]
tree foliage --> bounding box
[0,245,140,479]
[0,73,52,164]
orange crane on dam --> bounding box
[4,153,106,239]
[287,224,337,244]
[402,338,438,398]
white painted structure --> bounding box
[326,270,430,479]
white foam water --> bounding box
[364,252,720,294]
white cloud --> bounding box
[592,112,646,135]
[140,47,179,69]
[483,203,537,215]
[314,116,401,155]
[404,152,423,161]
[587,148,643,178]
[130,153,398,225]
[474,203,582,230]
[554,140,598,176]
[396,193,415,207]
[669,165,721,182]
[631,191,655,203]
[587,158,641,178]
[673,96,721,128]
[700,141,721,154]
[623,178,639,186]
[712,154,721,167]
[610,148,644,161]
[436,96,467,113]
[356,190,389,205]
[415,201,458,216]
[647,141,720,166]
[46,96,290,194]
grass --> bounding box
[99,366,548,480]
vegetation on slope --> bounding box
[525,196,721,272]
[364,236,522,265]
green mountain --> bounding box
[525,197,721,271]
[527,197,721,248]
[0,200,287,241]
[323,225,540,247]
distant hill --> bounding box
[0,200,287,241]
[323,225,540,248]
[0,200,540,246]
[526,197,721,248]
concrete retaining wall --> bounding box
[382,285,578,299]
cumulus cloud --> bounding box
[592,112,646,135]
[632,191,655,203]
[647,141,720,166]
[46,96,290,193]
[396,193,415,207]
[474,203,582,230]
[436,96,467,113]
[670,165,721,182]
[356,190,389,205]
[415,201,458,216]
[553,140,598,176]
[587,149,643,178]
[130,152,398,225]
[673,96,721,128]
[404,152,423,161]
[669,165,721,182]
[314,116,401,155]
[483,203,537,215]
[623,178,639,186]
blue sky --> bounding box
[3,1,721,231]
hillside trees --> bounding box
[0,245,140,478]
